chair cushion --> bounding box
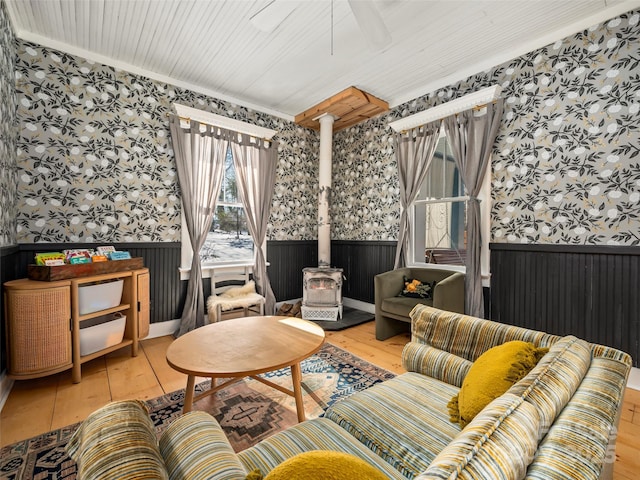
[448,340,548,427]
[382,296,432,318]
[323,372,461,478]
[66,400,168,480]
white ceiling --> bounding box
[5,0,640,120]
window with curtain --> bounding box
[411,127,491,270]
[199,147,255,265]
[412,130,468,266]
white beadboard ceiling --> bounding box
[5,0,640,120]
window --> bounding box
[411,127,491,276]
[200,148,254,265]
[173,102,277,280]
[412,131,467,266]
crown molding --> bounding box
[389,0,640,109]
[10,30,295,122]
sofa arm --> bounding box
[432,272,465,314]
[402,342,472,387]
[66,400,169,479]
[160,411,248,480]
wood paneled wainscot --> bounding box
[3,268,149,383]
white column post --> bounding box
[316,113,336,267]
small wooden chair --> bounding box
[206,279,265,323]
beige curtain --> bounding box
[393,121,442,268]
[230,135,279,314]
[169,116,229,336]
[443,99,503,318]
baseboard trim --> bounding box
[628,367,640,390]
[342,297,375,314]
[0,372,15,412]
[147,319,179,339]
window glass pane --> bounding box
[419,136,464,201]
[199,147,254,265]
[200,205,254,264]
[413,132,467,266]
[218,148,238,204]
[421,201,467,265]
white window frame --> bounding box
[174,103,276,281]
[408,125,492,286]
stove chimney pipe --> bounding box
[317,113,336,267]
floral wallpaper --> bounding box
[332,9,640,245]
[0,0,17,247]
[13,8,640,246]
[15,41,319,243]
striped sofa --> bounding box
[67,305,632,480]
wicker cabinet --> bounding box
[4,268,149,383]
[3,279,73,379]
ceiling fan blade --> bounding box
[348,0,392,50]
[250,1,298,33]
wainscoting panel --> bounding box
[490,244,640,367]
[266,240,317,301]
[332,241,397,304]
[15,243,184,325]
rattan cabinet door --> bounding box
[4,281,72,378]
[136,270,150,339]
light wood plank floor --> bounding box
[1,321,638,479]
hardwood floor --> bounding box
[1,321,638,479]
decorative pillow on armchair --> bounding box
[399,277,434,299]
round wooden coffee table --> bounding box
[166,316,325,422]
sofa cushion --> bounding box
[66,400,168,480]
[507,335,591,431]
[159,410,248,480]
[409,305,558,362]
[259,451,389,480]
[526,356,629,479]
[417,393,541,480]
[383,296,432,318]
[323,372,461,478]
[449,340,548,427]
[402,342,472,387]
[237,418,405,479]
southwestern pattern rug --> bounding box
[0,343,395,480]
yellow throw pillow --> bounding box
[448,340,548,428]
[258,451,388,480]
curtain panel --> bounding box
[393,121,442,269]
[230,135,279,315]
[443,99,503,318]
[169,116,229,336]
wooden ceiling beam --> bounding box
[294,86,389,132]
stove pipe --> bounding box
[317,113,336,267]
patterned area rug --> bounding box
[0,343,395,480]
